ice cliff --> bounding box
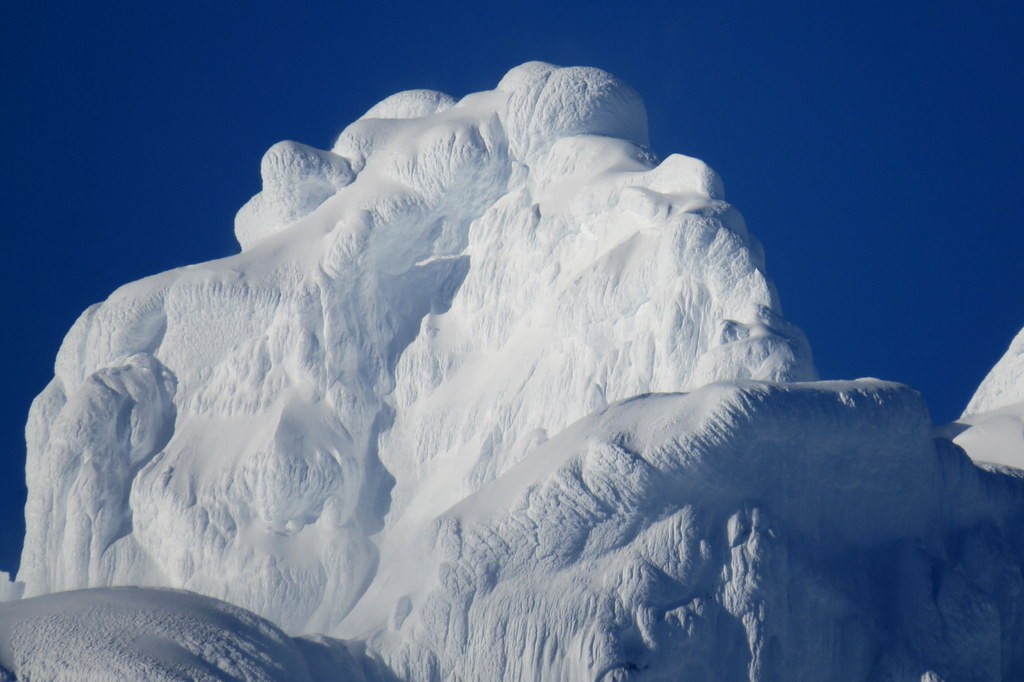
[11,62,1024,681]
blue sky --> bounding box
[1,1,1022,573]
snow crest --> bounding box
[950,325,1024,469]
[965,326,1024,416]
[18,63,814,636]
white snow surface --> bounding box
[0,587,385,681]
[18,61,1024,681]
[0,576,19,604]
[345,379,1024,681]
[952,400,1024,470]
[18,62,815,637]
[965,325,1024,416]
[949,325,1024,470]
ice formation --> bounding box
[11,62,1024,680]
[951,327,1024,470]
[351,380,1024,681]
[18,63,813,635]
[965,327,1024,416]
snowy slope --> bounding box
[966,326,1024,415]
[0,587,386,681]
[11,60,1024,681]
[344,380,1024,682]
[18,62,814,635]
[9,380,1024,681]
[950,326,1024,469]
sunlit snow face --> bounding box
[19,62,815,639]
[235,62,650,253]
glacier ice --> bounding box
[18,62,814,635]
[11,61,1024,680]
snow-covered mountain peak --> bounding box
[9,61,1024,681]
[20,63,814,635]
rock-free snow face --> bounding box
[965,326,1024,416]
[13,61,1024,682]
[18,62,814,636]
[0,587,387,681]
[349,380,1024,682]
[950,325,1024,469]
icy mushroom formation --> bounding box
[19,62,815,636]
[11,61,1024,681]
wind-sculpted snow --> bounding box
[12,60,1024,681]
[0,587,389,681]
[19,62,815,635]
[966,326,1024,416]
[348,381,1024,682]
[949,325,1024,470]
[953,402,1024,470]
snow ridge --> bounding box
[965,326,1024,416]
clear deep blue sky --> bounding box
[2,1,1022,573]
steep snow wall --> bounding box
[965,326,1024,416]
[12,380,1024,682]
[951,325,1024,469]
[18,63,815,634]
[351,380,1024,682]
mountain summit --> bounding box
[18,63,814,634]
[6,64,1023,681]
